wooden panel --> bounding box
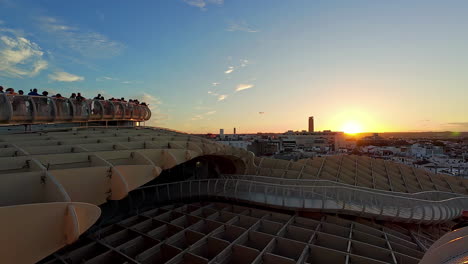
[49,167,111,205]
[113,165,162,192]
[0,171,68,206]
[0,202,100,264]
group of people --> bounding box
[0,86,27,95]
[0,86,148,106]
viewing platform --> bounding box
[0,94,151,125]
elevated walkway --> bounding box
[138,176,468,224]
[0,94,151,124]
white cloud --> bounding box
[191,114,203,121]
[183,0,223,10]
[212,82,220,86]
[38,16,124,58]
[49,71,84,82]
[96,76,117,81]
[235,83,254,92]
[134,93,165,126]
[240,59,249,67]
[226,21,259,33]
[137,93,162,107]
[225,66,234,74]
[217,94,227,101]
[191,110,216,121]
[0,31,48,78]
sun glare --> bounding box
[342,121,363,134]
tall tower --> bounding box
[233,127,236,135]
[308,116,314,132]
[220,129,224,139]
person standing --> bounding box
[28,88,40,96]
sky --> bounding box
[1,0,468,133]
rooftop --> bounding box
[0,126,466,263]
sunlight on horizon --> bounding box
[341,121,363,134]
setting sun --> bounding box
[342,121,363,134]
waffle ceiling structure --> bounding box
[0,127,467,264]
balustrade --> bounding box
[0,94,151,124]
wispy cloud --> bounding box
[96,76,135,84]
[212,82,220,86]
[96,76,117,81]
[136,93,165,126]
[224,66,234,74]
[0,28,48,78]
[137,93,162,106]
[223,59,251,75]
[447,122,468,126]
[446,122,468,129]
[226,21,259,33]
[183,0,223,10]
[240,59,249,67]
[191,110,217,121]
[217,94,228,101]
[235,83,254,92]
[191,114,203,121]
[37,16,124,58]
[49,71,84,82]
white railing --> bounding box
[138,178,468,224]
[0,94,151,124]
[222,174,466,201]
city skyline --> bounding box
[1,0,468,133]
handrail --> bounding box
[138,178,468,224]
[223,174,466,201]
[0,95,151,124]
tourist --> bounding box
[76,93,85,101]
[70,93,77,99]
[0,86,4,93]
[18,90,24,95]
[5,88,17,95]
[28,88,40,96]
[42,91,49,97]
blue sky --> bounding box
[1,0,468,133]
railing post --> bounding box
[50,98,58,122]
[3,94,13,121]
[95,100,104,120]
[30,96,38,123]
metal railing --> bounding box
[137,178,468,224]
[0,94,151,124]
[222,175,466,201]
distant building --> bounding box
[410,143,444,158]
[218,140,251,150]
[308,116,314,132]
[280,130,345,151]
[248,140,280,156]
[358,133,388,146]
[219,128,224,139]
